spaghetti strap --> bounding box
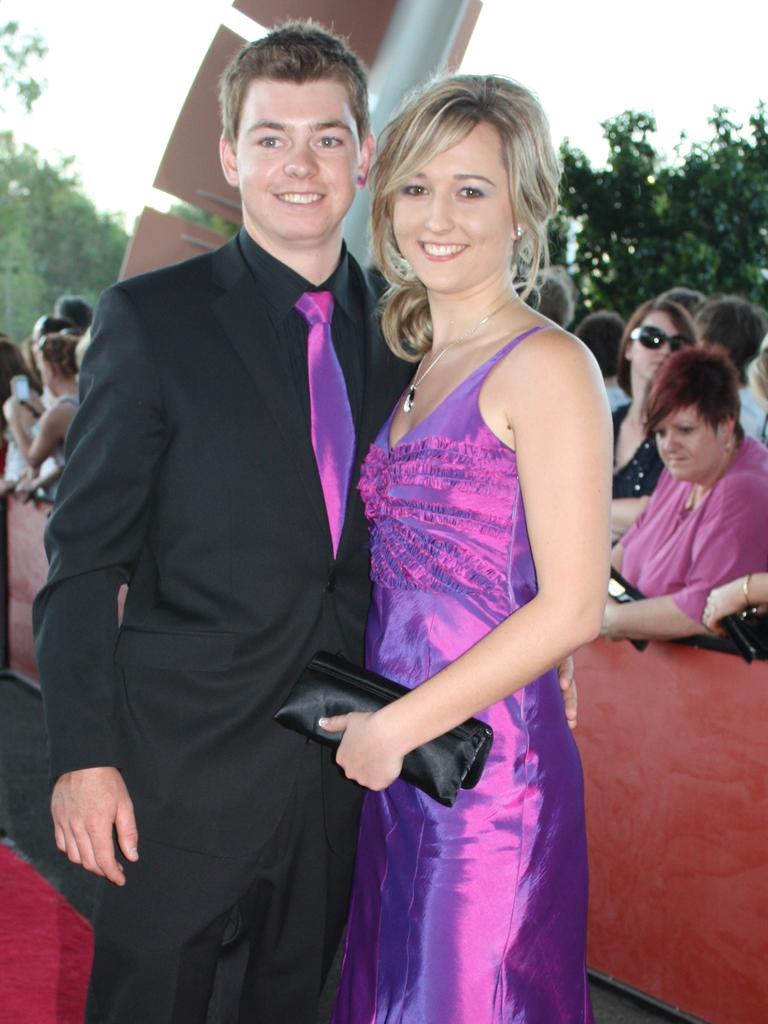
[482,323,547,373]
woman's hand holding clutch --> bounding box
[320,711,406,791]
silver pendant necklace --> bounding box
[402,298,512,414]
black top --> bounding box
[238,228,364,429]
[612,402,664,498]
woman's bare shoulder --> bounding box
[492,321,604,402]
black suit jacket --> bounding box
[33,237,410,856]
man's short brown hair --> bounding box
[219,20,370,146]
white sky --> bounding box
[2,0,765,226]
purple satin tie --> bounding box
[295,290,355,557]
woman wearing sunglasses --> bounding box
[611,298,697,539]
[603,346,768,642]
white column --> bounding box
[345,0,480,262]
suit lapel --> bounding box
[209,239,329,537]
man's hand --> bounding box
[51,766,138,886]
[557,656,577,730]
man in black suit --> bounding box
[33,23,410,1023]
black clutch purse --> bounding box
[274,651,494,807]
[607,568,648,651]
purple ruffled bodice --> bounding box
[360,437,523,602]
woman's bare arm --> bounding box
[601,593,708,641]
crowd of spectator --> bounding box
[603,346,768,641]
[574,287,768,648]
[2,278,766,653]
[0,295,92,501]
[528,273,767,649]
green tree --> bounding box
[0,133,128,340]
[0,22,127,339]
[0,20,47,113]
[557,105,768,319]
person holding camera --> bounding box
[0,336,32,487]
[5,331,79,499]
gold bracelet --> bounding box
[742,574,752,608]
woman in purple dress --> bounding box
[323,76,612,1022]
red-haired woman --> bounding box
[611,298,697,539]
[603,346,768,641]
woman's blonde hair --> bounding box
[370,75,561,360]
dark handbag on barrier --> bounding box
[721,611,768,663]
[607,568,648,651]
[273,651,494,807]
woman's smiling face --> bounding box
[392,122,517,301]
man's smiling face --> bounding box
[220,78,373,267]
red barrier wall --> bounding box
[577,638,768,1023]
[6,496,49,684]
[4,499,767,1020]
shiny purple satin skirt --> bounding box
[332,330,594,1022]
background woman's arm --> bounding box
[703,572,768,628]
[8,402,74,470]
[601,594,708,640]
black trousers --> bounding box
[85,743,356,1024]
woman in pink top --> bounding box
[602,346,768,641]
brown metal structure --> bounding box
[233,0,399,66]
[120,208,231,281]
[152,25,245,228]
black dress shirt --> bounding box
[238,229,365,432]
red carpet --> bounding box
[0,842,92,1023]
